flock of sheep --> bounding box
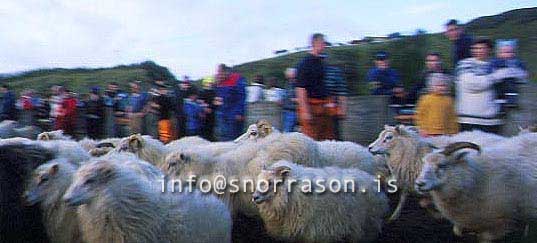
[1,119,537,243]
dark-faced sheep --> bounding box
[23,159,82,243]
[0,143,54,243]
[63,159,232,243]
[416,142,537,242]
[252,160,388,243]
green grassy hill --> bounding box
[0,61,176,94]
[234,7,537,95]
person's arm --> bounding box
[447,98,459,134]
[337,96,347,117]
[296,87,311,121]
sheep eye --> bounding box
[39,176,49,185]
[385,135,393,141]
[251,132,257,136]
[85,178,96,185]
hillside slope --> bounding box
[234,7,537,95]
[0,61,176,93]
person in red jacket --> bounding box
[55,90,78,136]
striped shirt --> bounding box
[324,66,349,97]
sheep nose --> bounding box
[368,146,373,152]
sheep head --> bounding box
[37,132,51,141]
[415,142,481,194]
[253,161,291,205]
[256,119,274,138]
[23,162,60,205]
[163,151,192,175]
[63,160,117,207]
[368,125,411,155]
[118,134,144,153]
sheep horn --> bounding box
[441,142,481,156]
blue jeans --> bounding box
[282,110,297,133]
[216,116,244,141]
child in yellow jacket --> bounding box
[415,73,459,136]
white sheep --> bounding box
[253,160,388,242]
[415,142,537,242]
[23,159,82,243]
[37,130,72,141]
[63,158,232,243]
[165,136,211,151]
[112,134,170,167]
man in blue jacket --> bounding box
[445,19,473,68]
[367,51,400,96]
[215,64,246,141]
[0,84,16,121]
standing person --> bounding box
[246,74,265,103]
[409,52,447,103]
[415,73,459,137]
[35,92,51,131]
[184,86,204,136]
[455,37,513,134]
[490,40,529,108]
[324,65,348,140]
[445,19,473,68]
[281,68,298,133]
[126,81,148,135]
[0,84,17,121]
[85,87,105,139]
[56,90,77,136]
[367,51,401,96]
[214,64,247,141]
[173,79,191,139]
[152,82,174,143]
[199,76,217,141]
[49,85,64,127]
[19,89,35,126]
[295,33,335,140]
[264,77,284,103]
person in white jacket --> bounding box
[455,37,527,134]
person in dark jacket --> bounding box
[85,87,105,139]
[199,77,217,141]
[0,85,17,121]
[408,52,448,103]
[215,64,246,141]
[445,19,473,68]
[367,51,401,96]
[153,82,174,143]
[281,68,298,133]
[173,80,191,139]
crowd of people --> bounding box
[367,19,529,137]
[0,19,530,143]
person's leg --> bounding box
[158,119,172,143]
[298,105,318,139]
[315,113,335,140]
[332,116,340,140]
[282,110,293,133]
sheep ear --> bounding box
[129,134,143,149]
[49,163,59,175]
[97,165,115,180]
[274,165,291,177]
[395,125,407,135]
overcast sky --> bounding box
[0,0,535,79]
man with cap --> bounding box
[367,51,401,96]
[445,19,473,68]
[173,78,191,139]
